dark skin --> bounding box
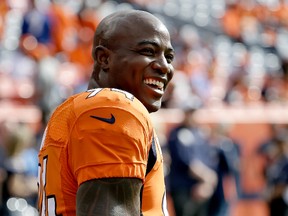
[77,10,175,215]
[77,178,142,216]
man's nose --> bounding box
[151,55,171,74]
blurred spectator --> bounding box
[166,104,218,216]
[69,2,98,74]
[47,0,79,55]
[206,124,242,216]
[221,3,242,42]
[0,122,38,216]
[0,1,9,40]
[48,0,95,75]
[258,124,288,216]
[20,0,55,60]
[0,121,9,216]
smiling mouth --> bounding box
[143,78,164,92]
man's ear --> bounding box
[93,45,110,72]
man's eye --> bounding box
[166,54,174,63]
[140,48,155,55]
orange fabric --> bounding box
[0,1,8,40]
[141,133,168,215]
[221,4,242,40]
[38,88,167,215]
[48,4,79,53]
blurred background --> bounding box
[0,0,288,215]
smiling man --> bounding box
[37,10,175,216]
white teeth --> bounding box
[144,79,164,89]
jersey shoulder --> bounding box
[43,88,153,150]
[74,88,150,122]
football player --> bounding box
[38,9,175,216]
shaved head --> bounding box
[92,10,168,57]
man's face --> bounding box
[106,15,175,113]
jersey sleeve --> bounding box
[69,89,153,186]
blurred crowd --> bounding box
[0,0,288,215]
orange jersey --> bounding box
[38,88,168,216]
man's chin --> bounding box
[146,100,162,113]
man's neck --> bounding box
[88,78,100,90]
